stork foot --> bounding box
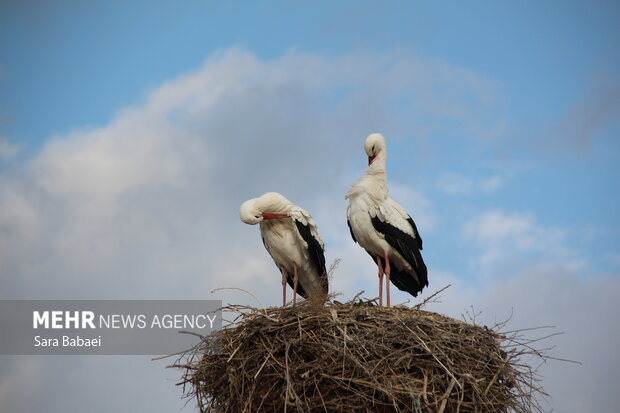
[384,251,391,308]
[281,267,287,307]
[293,264,299,306]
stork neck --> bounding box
[365,153,387,177]
[345,172,388,203]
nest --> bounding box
[175,296,547,412]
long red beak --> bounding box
[368,155,376,166]
[262,212,289,220]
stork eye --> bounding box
[372,145,375,151]
[255,215,261,219]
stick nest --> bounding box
[175,297,547,412]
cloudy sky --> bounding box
[1,1,619,412]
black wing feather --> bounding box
[407,216,423,250]
[294,220,328,294]
[371,215,428,297]
[347,219,357,243]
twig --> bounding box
[415,284,451,309]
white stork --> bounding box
[240,192,328,306]
[345,133,428,306]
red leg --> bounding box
[281,267,287,307]
[376,256,384,306]
[384,251,391,307]
[293,263,299,306]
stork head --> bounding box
[240,192,291,225]
[364,133,386,166]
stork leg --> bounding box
[293,263,299,306]
[384,251,391,308]
[281,267,287,307]
[376,256,384,306]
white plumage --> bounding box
[346,133,428,306]
[240,192,328,305]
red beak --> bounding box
[368,155,376,166]
[262,212,289,220]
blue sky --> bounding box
[1,1,619,412]
[3,1,618,143]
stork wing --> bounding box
[289,206,328,294]
[383,198,423,249]
[371,198,428,292]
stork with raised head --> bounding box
[345,133,428,306]
[240,192,328,306]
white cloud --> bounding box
[461,209,585,279]
[0,357,43,411]
[436,172,474,194]
[0,356,184,413]
[435,172,506,195]
[463,210,541,248]
[389,183,436,231]
[0,138,17,159]
[478,174,505,192]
